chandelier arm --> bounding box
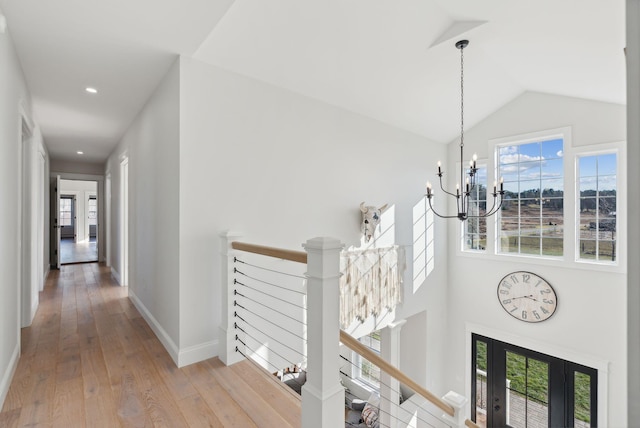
[483,196,505,218]
[437,175,460,198]
[427,196,461,219]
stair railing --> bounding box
[220,231,478,428]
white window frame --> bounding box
[495,130,566,259]
[352,331,381,391]
[574,145,625,268]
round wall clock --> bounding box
[497,271,557,323]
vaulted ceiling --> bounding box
[0,0,625,164]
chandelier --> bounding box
[426,40,505,221]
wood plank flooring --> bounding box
[0,263,301,427]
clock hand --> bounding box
[511,294,537,301]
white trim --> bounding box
[0,343,20,408]
[128,290,218,368]
[111,268,122,285]
[128,291,180,365]
[465,322,609,426]
[177,340,219,368]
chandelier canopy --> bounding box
[426,40,505,221]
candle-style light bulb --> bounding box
[426,181,432,196]
[500,177,504,191]
[437,161,442,174]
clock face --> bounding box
[497,271,557,323]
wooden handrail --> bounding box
[339,330,455,417]
[465,419,481,428]
[231,241,308,264]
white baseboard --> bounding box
[111,268,122,285]
[178,340,218,368]
[42,266,50,291]
[0,343,20,409]
[128,291,218,368]
[128,291,180,365]
[30,297,38,324]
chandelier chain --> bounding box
[460,42,464,150]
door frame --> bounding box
[465,323,609,425]
[50,172,105,264]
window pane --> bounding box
[580,198,597,214]
[575,372,592,427]
[598,175,617,192]
[579,156,597,177]
[597,153,617,175]
[579,240,597,259]
[541,158,563,180]
[598,238,617,262]
[541,179,564,196]
[499,146,519,164]
[541,138,563,159]
[474,340,488,428]
[541,218,563,236]
[500,236,520,253]
[520,237,540,255]
[598,197,616,217]
[542,238,563,256]
[519,142,541,160]
[519,183,541,198]
[519,162,541,180]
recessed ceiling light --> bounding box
[85,87,97,94]
[77,151,84,155]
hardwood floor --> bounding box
[0,263,301,427]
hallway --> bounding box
[0,264,300,427]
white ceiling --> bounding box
[0,0,625,163]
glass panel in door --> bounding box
[574,371,591,428]
[506,351,549,428]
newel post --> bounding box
[302,237,344,428]
[219,230,245,366]
[442,390,469,427]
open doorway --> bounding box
[58,179,98,264]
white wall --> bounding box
[106,58,181,361]
[59,179,97,242]
[444,92,627,427]
[177,57,447,368]
[0,16,39,406]
[51,159,105,176]
[22,125,49,327]
[627,0,640,423]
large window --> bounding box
[60,197,73,226]
[355,331,381,388]
[498,138,564,257]
[578,153,617,263]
